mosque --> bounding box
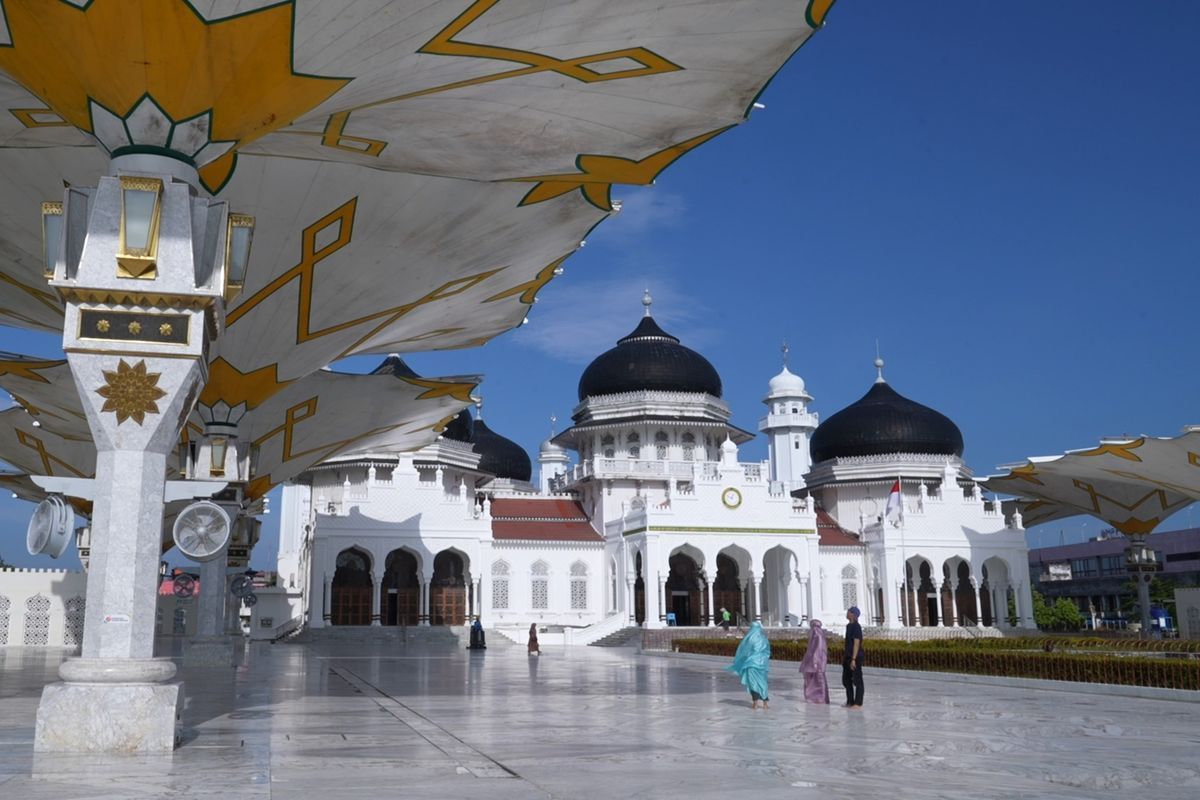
[277,295,1035,637]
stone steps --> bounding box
[589,626,642,647]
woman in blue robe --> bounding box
[725,621,771,709]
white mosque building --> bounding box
[277,297,1034,638]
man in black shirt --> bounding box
[842,606,864,708]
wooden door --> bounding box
[332,586,372,625]
[397,588,420,625]
[431,586,465,626]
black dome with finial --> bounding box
[577,291,722,401]
[471,416,532,482]
[809,360,963,463]
[440,408,474,443]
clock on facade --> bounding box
[721,487,743,509]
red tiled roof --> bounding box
[492,520,603,542]
[816,508,863,547]
[490,498,588,520]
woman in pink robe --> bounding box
[799,619,829,704]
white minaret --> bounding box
[538,415,570,493]
[758,341,818,490]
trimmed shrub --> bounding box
[673,637,1200,690]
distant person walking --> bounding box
[725,621,771,709]
[799,619,830,704]
[527,623,540,656]
[720,607,732,632]
[842,606,864,708]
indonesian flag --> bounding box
[885,480,902,520]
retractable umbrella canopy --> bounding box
[982,432,1200,535]
[0,0,837,506]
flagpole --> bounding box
[898,474,910,643]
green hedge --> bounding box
[673,638,1200,690]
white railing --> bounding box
[564,612,631,646]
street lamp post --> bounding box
[1124,541,1161,637]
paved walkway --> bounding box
[2,639,1199,799]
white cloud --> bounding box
[511,278,716,363]
[594,187,687,241]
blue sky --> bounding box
[3,2,1198,568]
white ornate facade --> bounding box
[277,303,1033,636]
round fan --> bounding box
[173,574,197,598]
[242,592,258,608]
[26,495,71,558]
[229,574,254,598]
[172,500,232,562]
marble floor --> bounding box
[1,638,1198,799]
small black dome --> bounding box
[577,315,722,401]
[440,408,474,443]
[370,354,419,379]
[471,418,532,481]
[810,381,963,463]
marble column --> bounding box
[973,581,984,627]
[708,579,718,626]
[626,580,636,624]
[786,572,802,625]
[420,578,431,626]
[659,574,668,624]
[184,548,234,666]
[738,578,750,625]
[752,575,763,622]
[371,572,383,626]
[949,582,959,627]
[322,573,332,627]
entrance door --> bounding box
[331,548,373,626]
[671,593,691,626]
[431,586,466,625]
[396,588,419,625]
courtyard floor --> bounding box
[1,637,1198,799]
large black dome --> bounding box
[577,315,722,401]
[809,380,963,463]
[440,408,474,443]
[471,418,532,482]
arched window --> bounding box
[531,561,550,609]
[63,595,85,648]
[681,432,696,462]
[609,558,618,612]
[0,595,10,646]
[626,432,640,460]
[601,435,615,459]
[570,561,589,610]
[491,560,510,610]
[23,594,50,646]
[655,431,669,460]
[841,565,859,611]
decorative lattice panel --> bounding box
[23,594,51,646]
[841,582,858,611]
[0,595,10,645]
[570,579,587,610]
[492,579,509,610]
[63,595,85,647]
[532,579,549,610]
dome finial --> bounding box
[549,414,557,436]
[475,395,484,420]
[642,287,653,317]
[874,340,886,384]
[781,339,790,368]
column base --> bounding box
[182,636,236,667]
[35,679,182,753]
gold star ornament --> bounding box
[95,359,168,426]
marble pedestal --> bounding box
[34,658,182,753]
[182,636,235,667]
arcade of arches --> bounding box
[630,547,787,627]
[899,558,1015,627]
[329,547,479,626]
